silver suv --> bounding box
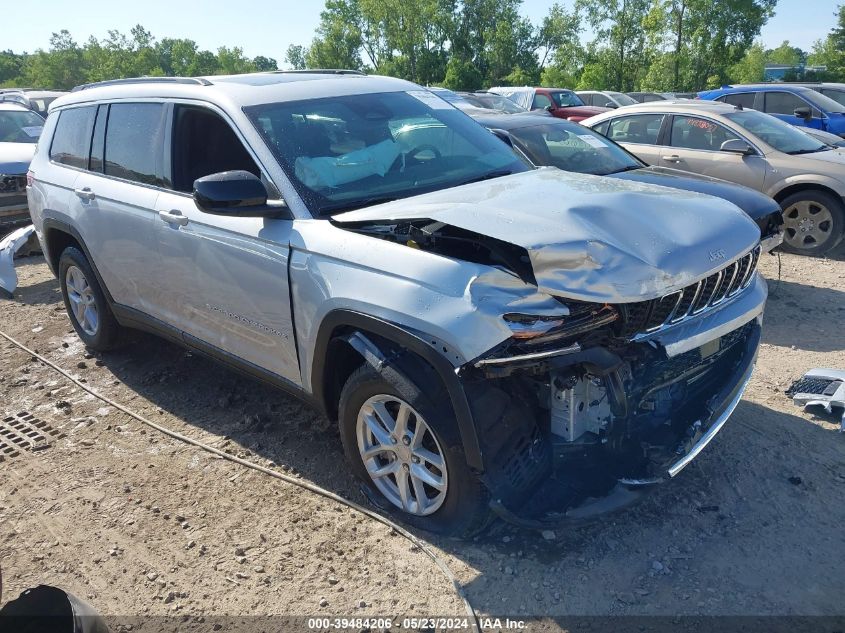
[28,72,766,535]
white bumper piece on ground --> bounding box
[0,224,36,298]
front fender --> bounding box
[766,172,845,200]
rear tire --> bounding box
[779,190,844,256]
[58,247,126,351]
[338,361,490,537]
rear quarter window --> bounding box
[49,106,96,168]
[722,92,756,109]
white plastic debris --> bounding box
[0,224,36,297]
[787,369,845,432]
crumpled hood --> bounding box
[334,168,761,303]
[0,142,36,175]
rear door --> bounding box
[603,113,666,165]
[659,114,766,190]
[153,102,300,384]
[60,102,163,312]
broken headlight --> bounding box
[503,303,619,347]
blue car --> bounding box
[698,85,845,137]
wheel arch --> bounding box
[41,219,114,304]
[312,309,484,471]
[771,182,843,205]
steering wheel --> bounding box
[407,144,442,162]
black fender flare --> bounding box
[41,218,114,304]
[311,309,484,471]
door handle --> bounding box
[158,209,189,226]
[73,187,95,201]
[662,155,682,163]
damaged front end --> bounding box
[331,171,766,524]
[461,262,765,525]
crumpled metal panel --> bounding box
[0,224,36,296]
[290,219,568,388]
[334,168,761,303]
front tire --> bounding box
[338,362,490,537]
[58,247,126,351]
[780,190,844,255]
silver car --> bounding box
[1,103,44,232]
[582,100,845,255]
[28,72,765,535]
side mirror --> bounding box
[720,139,755,155]
[545,104,556,112]
[605,102,618,109]
[490,128,514,147]
[794,106,812,121]
[193,171,290,218]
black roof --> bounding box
[469,111,575,131]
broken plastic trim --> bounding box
[474,343,582,367]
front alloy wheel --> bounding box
[65,265,99,336]
[356,394,448,516]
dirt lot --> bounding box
[1,246,844,631]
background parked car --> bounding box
[626,91,669,103]
[576,90,638,109]
[488,87,610,122]
[456,91,529,113]
[722,82,845,108]
[802,126,845,148]
[471,110,783,250]
[582,100,845,255]
[697,84,845,137]
[0,89,67,118]
[1,103,44,233]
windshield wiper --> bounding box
[456,169,514,187]
[787,146,827,155]
[606,165,642,174]
[320,195,400,215]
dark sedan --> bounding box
[473,112,784,249]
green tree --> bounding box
[767,40,803,66]
[285,44,309,70]
[442,56,482,90]
[0,50,25,86]
[730,41,766,83]
[23,30,86,89]
[307,0,364,70]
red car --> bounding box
[487,87,610,122]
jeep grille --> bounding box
[620,245,761,338]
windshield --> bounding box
[724,110,828,154]
[607,92,637,106]
[246,91,528,215]
[551,91,585,107]
[0,109,44,143]
[467,93,526,113]
[508,121,642,175]
[805,89,845,113]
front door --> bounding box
[658,114,767,191]
[153,103,300,384]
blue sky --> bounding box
[1,0,839,63]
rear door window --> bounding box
[103,103,167,186]
[606,114,665,144]
[49,106,96,168]
[722,92,756,109]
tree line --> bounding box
[2,2,845,93]
[287,0,786,91]
[0,26,277,90]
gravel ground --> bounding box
[0,247,844,631]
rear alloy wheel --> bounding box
[780,191,845,255]
[58,247,126,351]
[356,394,448,516]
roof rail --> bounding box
[71,76,213,92]
[270,69,366,76]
